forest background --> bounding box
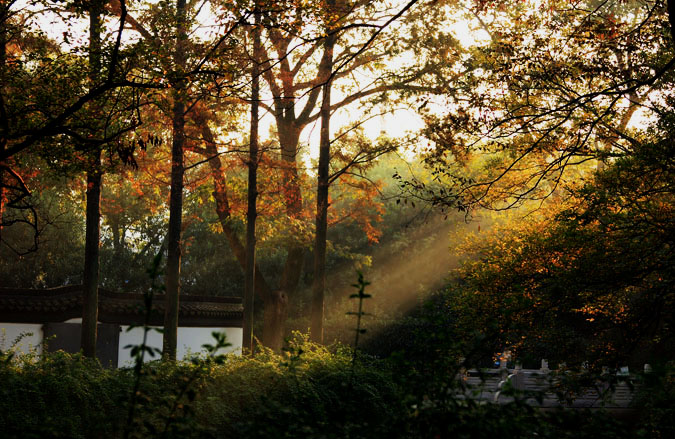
[1,0,674,372]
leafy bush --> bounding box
[0,349,130,439]
[196,333,407,439]
[1,333,673,439]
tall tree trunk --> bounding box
[0,169,4,253]
[197,107,290,351]
[81,0,103,358]
[196,111,279,348]
[81,161,102,356]
[252,25,333,350]
[265,124,301,350]
[243,10,261,354]
[196,110,273,301]
[0,2,5,251]
[310,19,336,344]
[262,289,287,352]
[163,0,187,361]
[111,217,124,259]
[277,123,305,295]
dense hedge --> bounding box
[0,351,129,438]
[0,334,673,439]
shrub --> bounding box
[0,350,129,439]
[1,333,673,439]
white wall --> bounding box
[117,325,164,366]
[0,322,242,366]
[117,326,243,367]
[0,323,43,355]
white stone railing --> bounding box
[455,361,650,408]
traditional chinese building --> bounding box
[0,286,243,367]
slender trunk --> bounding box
[81,1,103,358]
[196,111,283,348]
[310,22,336,344]
[243,11,261,354]
[82,164,102,356]
[262,290,288,352]
[256,25,336,349]
[110,216,126,282]
[0,176,3,256]
[82,172,102,348]
[163,0,187,361]
[0,169,4,251]
[0,3,6,250]
[257,122,300,350]
[197,111,273,300]
[111,217,124,259]
[277,124,305,294]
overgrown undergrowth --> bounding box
[0,335,673,439]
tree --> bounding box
[95,0,460,350]
[0,0,150,212]
[105,0,253,358]
[162,0,189,360]
[310,3,337,343]
[243,7,261,353]
[235,0,431,348]
[0,0,150,353]
[445,132,674,366]
[410,0,675,367]
[0,163,86,287]
[0,0,160,284]
[81,0,104,358]
[99,0,248,359]
[409,0,674,211]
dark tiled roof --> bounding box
[0,286,242,327]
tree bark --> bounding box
[163,0,188,361]
[0,169,4,253]
[81,164,102,357]
[243,9,261,354]
[262,289,288,352]
[81,0,103,358]
[277,123,305,295]
[268,123,301,350]
[310,15,336,344]
[257,23,338,348]
[0,4,5,251]
[110,216,124,259]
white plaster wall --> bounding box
[0,323,43,355]
[117,326,242,367]
[117,326,164,367]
